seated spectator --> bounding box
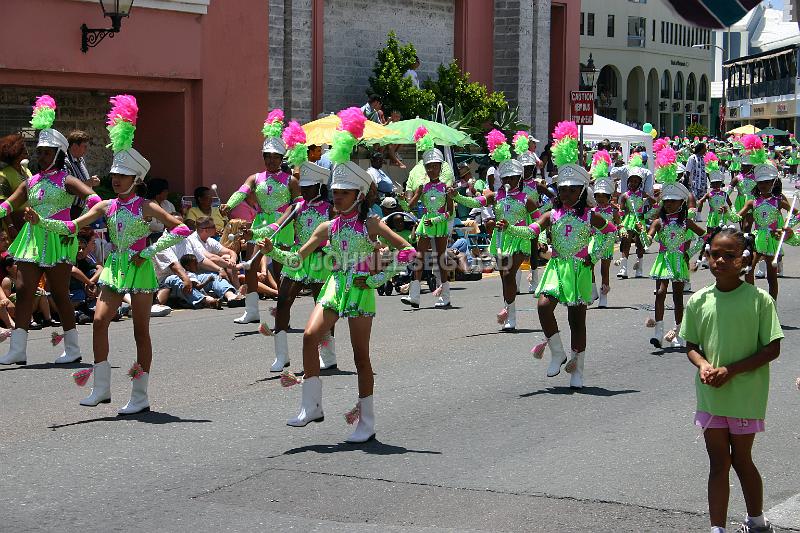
[146,178,177,238]
[185,186,226,232]
[178,254,244,307]
[1,260,57,330]
[0,256,15,329]
[69,236,102,324]
[448,236,474,273]
[229,189,260,223]
[366,152,395,195]
[189,216,241,289]
[158,253,221,310]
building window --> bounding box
[580,12,584,35]
[608,14,615,38]
[652,19,656,41]
[661,21,664,43]
[674,72,684,100]
[628,16,646,48]
[661,70,671,99]
[587,13,595,36]
[687,73,697,100]
[699,75,708,101]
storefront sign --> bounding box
[671,59,689,67]
[752,105,766,116]
[777,103,788,113]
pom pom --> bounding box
[628,153,645,168]
[656,147,676,168]
[653,137,670,154]
[106,94,138,127]
[553,121,578,141]
[51,331,64,346]
[703,152,718,165]
[706,159,720,173]
[30,108,56,131]
[72,368,93,387]
[591,149,612,178]
[490,143,512,163]
[337,107,367,139]
[282,121,306,149]
[416,133,434,153]
[262,121,283,139]
[344,403,361,425]
[258,322,273,336]
[127,362,145,380]
[328,130,358,164]
[267,109,285,124]
[280,370,302,387]
[513,131,530,154]
[486,129,507,154]
[496,307,509,325]
[742,134,763,151]
[33,95,56,112]
[552,137,578,166]
[413,126,429,142]
[531,341,547,359]
[286,144,309,167]
[593,149,612,167]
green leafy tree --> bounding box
[687,122,709,138]
[367,32,435,119]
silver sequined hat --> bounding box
[422,148,444,165]
[330,161,373,195]
[661,182,691,201]
[36,129,69,153]
[299,161,329,187]
[262,136,287,155]
[498,160,524,179]
[593,178,615,196]
[556,163,590,187]
[754,163,779,182]
[110,148,151,181]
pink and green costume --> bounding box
[588,205,617,260]
[706,190,730,228]
[268,210,415,317]
[733,174,757,213]
[3,169,98,267]
[620,190,648,231]
[255,197,332,285]
[752,196,782,256]
[415,181,451,238]
[226,171,294,246]
[492,189,532,256]
[648,213,692,282]
[37,196,191,293]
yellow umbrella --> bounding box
[726,124,761,135]
[302,114,399,145]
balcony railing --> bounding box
[726,77,794,101]
[627,35,645,48]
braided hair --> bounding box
[705,226,755,275]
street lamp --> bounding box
[693,42,726,136]
[579,53,598,92]
[81,0,135,53]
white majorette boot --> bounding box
[80,360,111,406]
[546,332,567,377]
[528,268,538,293]
[598,284,609,308]
[650,321,664,349]
[0,329,27,365]
[434,281,451,308]
[54,328,82,364]
[401,280,420,308]
[635,258,643,278]
[287,376,324,427]
[233,292,260,324]
[671,323,685,348]
[590,283,599,304]
[515,269,523,294]
[617,257,628,279]
[502,302,517,331]
[271,330,290,372]
[346,395,376,443]
[118,370,150,415]
[567,350,584,389]
[318,333,337,370]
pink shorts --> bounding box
[695,411,765,435]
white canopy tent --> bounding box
[581,114,654,174]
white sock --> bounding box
[747,514,766,527]
[711,527,725,533]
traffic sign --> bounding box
[570,91,594,125]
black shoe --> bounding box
[41,318,60,328]
[76,313,92,325]
[29,321,42,330]
[226,297,246,308]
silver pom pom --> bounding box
[742,249,751,257]
[704,244,711,252]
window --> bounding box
[587,13,595,36]
[661,21,664,43]
[661,70,671,99]
[608,14,615,37]
[674,72,684,100]
[652,19,656,41]
[687,73,696,100]
[627,16,646,48]
[580,12,584,35]
[699,75,708,101]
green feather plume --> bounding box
[286,144,308,167]
[490,143,512,163]
[655,165,677,185]
[30,108,55,130]
[591,160,609,179]
[552,138,578,166]
[705,160,719,173]
[329,131,357,164]
[262,121,283,139]
[628,154,644,168]
[748,148,767,165]
[107,118,136,152]
[416,134,434,153]
[514,136,529,155]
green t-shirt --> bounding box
[680,282,783,420]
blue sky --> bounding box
[764,0,784,9]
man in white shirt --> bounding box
[366,152,395,195]
[360,95,384,123]
[188,216,240,289]
[404,56,421,88]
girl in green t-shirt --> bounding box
[681,227,783,533]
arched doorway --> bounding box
[647,68,659,131]
[626,66,645,127]
[596,65,621,121]
[687,73,697,101]
[660,70,672,135]
[673,72,685,134]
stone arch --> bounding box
[626,66,646,126]
[687,73,697,101]
[596,64,622,121]
[674,71,684,100]
[646,68,659,128]
[699,74,709,102]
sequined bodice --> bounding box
[550,208,592,258]
[495,190,529,226]
[106,196,150,253]
[522,179,540,202]
[295,199,330,243]
[626,191,646,215]
[421,182,447,215]
[326,212,374,273]
[27,170,74,221]
[753,196,781,230]
[737,176,756,197]
[658,214,689,253]
[255,171,291,214]
[593,205,615,222]
[709,191,727,211]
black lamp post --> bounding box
[579,53,597,92]
[81,0,135,53]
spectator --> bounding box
[404,55,421,88]
[69,236,102,324]
[229,189,259,223]
[2,260,56,330]
[185,186,226,232]
[0,133,30,238]
[160,254,220,309]
[0,256,15,328]
[146,178,178,236]
[366,152,394,195]
[361,95,385,124]
[189,216,242,290]
[178,254,244,307]
[65,130,100,219]
[385,110,406,169]
[454,163,474,219]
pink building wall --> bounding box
[454,0,494,90]
[0,0,269,197]
[551,0,582,130]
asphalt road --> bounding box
[1,248,799,532]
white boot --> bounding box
[346,395,376,443]
[118,372,150,415]
[635,258,643,278]
[685,280,692,292]
[598,292,608,308]
[271,330,290,372]
[650,321,664,349]
[0,329,27,365]
[80,360,111,406]
[434,281,451,308]
[528,269,538,293]
[318,333,337,370]
[515,269,523,294]
[502,302,517,331]
[590,283,599,304]
[568,351,584,389]
[54,328,82,364]
[672,323,685,348]
[546,332,567,377]
[401,280,420,308]
[233,292,260,324]
[287,376,324,427]
[617,257,628,278]
[756,261,766,279]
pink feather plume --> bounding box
[106,94,138,126]
[72,368,93,387]
[337,107,367,138]
[512,130,529,143]
[742,134,763,150]
[703,152,718,164]
[553,121,578,141]
[33,95,56,112]
[413,126,429,142]
[592,149,612,167]
[655,146,676,168]
[653,137,670,153]
[531,341,547,359]
[485,129,507,153]
[282,120,306,148]
[266,108,285,124]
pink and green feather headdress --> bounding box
[329,107,366,164]
[106,94,138,153]
[414,126,435,152]
[551,121,579,166]
[512,131,530,155]
[703,152,720,173]
[742,134,767,165]
[628,152,645,169]
[486,129,511,163]
[30,95,56,131]
[654,146,678,184]
[262,109,285,139]
[590,149,612,179]
[282,121,308,167]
